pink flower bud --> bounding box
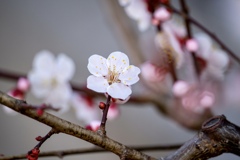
[172,81,190,97]
[200,91,215,108]
[154,7,171,22]
[186,39,199,52]
[17,77,30,92]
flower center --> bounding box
[107,66,121,85]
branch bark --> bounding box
[163,115,240,160]
[0,91,156,160]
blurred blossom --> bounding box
[87,51,141,100]
[71,93,100,124]
[153,7,171,23]
[185,39,199,52]
[28,50,75,112]
[173,81,215,113]
[121,0,151,31]
[194,33,229,79]
[172,80,190,97]
[17,77,30,92]
[107,103,120,120]
[155,19,186,68]
[2,78,30,115]
[85,120,101,132]
[141,61,168,82]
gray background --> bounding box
[0,0,240,159]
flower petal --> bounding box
[87,75,109,93]
[107,51,129,73]
[194,33,212,59]
[28,71,52,98]
[87,54,108,77]
[71,93,100,124]
[107,83,132,99]
[33,50,55,73]
[44,83,72,113]
[55,53,75,82]
[119,65,140,85]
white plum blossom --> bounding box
[28,50,75,112]
[87,51,140,100]
[121,0,151,31]
[194,33,229,79]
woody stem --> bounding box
[99,95,112,136]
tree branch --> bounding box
[0,144,182,159]
[163,115,240,160]
[0,90,156,160]
[160,2,240,64]
[0,68,213,130]
[179,0,200,76]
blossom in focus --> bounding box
[120,0,151,31]
[87,51,140,100]
[194,33,229,79]
[71,93,100,124]
[28,50,75,112]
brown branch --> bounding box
[179,0,200,76]
[0,144,182,159]
[161,2,240,64]
[99,95,112,136]
[0,68,213,130]
[163,115,240,160]
[0,90,156,160]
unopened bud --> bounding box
[99,102,106,110]
[35,136,43,141]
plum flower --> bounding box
[28,50,75,112]
[194,33,229,79]
[87,51,140,100]
[120,0,151,31]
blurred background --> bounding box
[0,0,240,159]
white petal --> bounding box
[87,54,108,77]
[44,83,72,113]
[107,51,129,73]
[119,65,140,85]
[87,75,109,93]
[55,53,75,82]
[28,71,52,98]
[71,93,100,124]
[107,83,132,99]
[33,50,55,73]
[209,49,229,70]
[194,33,212,59]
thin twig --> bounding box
[161,2,240,64]
[0,144,182,160]
[179,0,200,77]
[99,95,112,135]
